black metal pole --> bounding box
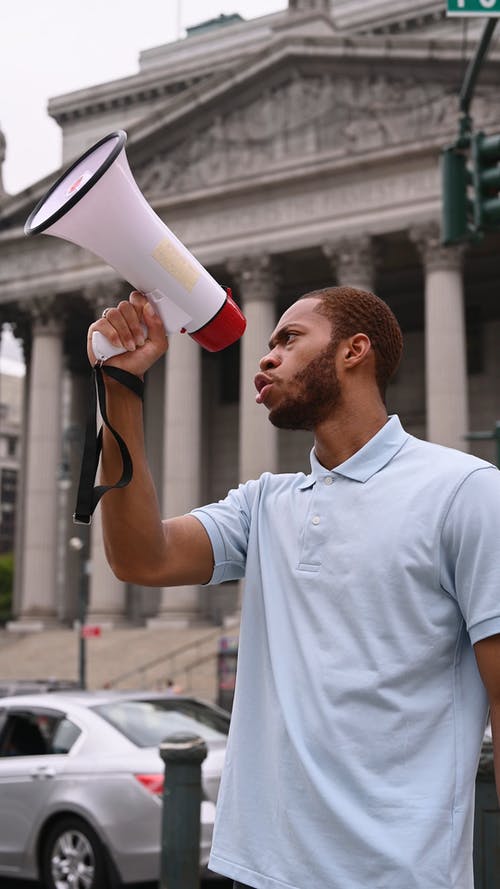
[459,18,498,117]
[159,732,208,889]
[78,552,87,690]
[69,536,88,690]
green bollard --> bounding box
[159,732,208,889]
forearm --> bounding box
[86,293,213,586]
[99,376,167,585]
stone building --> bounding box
[1,0,500,628]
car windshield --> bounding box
[93,699,229,748]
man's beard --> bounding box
[268,341,342,430]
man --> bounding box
[88,285,500,889]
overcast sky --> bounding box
[1,0,287,195]
[0,0,287,369]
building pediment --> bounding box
[126,38,499,203]
[2,28,500,234]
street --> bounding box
[0,880,232,888]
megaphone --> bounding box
[24,130,246,359]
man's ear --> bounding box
[343,333,372,368]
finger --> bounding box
[129,290,148,318]
[130,291,165,343]
[143,301,168,345]
[97,306,137,352]
[117,299,147,347]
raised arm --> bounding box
[86,291,214,587]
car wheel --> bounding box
[41,816,108,889]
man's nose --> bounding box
[259,349,280,371]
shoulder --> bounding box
[238,470,310,503]
[197,470,307,516]
[404,434,495,478]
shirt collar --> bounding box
[299,415,409,489]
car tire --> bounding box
[40,815,109,889]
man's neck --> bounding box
[313,402,389,470]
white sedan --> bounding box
[0,690,229,889]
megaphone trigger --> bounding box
[91,319,149,364]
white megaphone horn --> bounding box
[24,130,246,359]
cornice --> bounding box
[48,69,216,126]
[331,0,442,32]
[46,25,500,128]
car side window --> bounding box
[0,714,48,756]
[51,717,81,754]
[0,710,81,757]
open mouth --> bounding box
[254,373,274,405]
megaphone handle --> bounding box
[91,321,148,363]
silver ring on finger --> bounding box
[101,308,111,319]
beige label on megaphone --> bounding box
[152,238,201,292]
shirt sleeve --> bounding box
[440,464,500,644]
[191,480,258,585]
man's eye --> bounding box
[284,332,297,344]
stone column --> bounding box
[57,369,89,624]
[16,304,63,626]
[8,314,30,620]
[83,283,129,625]
[151,332,202,626]
[228,255,279,482]
[411,222,468,450]
[322,235,376,291]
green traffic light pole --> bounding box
[465,421,500,468]
[459,17,497,122]
[442,17,498,244]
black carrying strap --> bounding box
[73,364,144,525]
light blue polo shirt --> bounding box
[192,416,500,889]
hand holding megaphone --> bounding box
[25,130,246,360]
[86,291,169,375]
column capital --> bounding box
[227,254,279,303]
[29,297,64,335]
[409,221,466,273]
[322,235,376,290]
[82,282,116,318]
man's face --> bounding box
[254,298,342,430]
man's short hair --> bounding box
[301,286,403,398]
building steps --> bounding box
[0,621,240,704]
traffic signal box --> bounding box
[442,131,500,245]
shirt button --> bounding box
[324,476,333,485]
[312,515,321,525]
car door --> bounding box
[0,705,80,874]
